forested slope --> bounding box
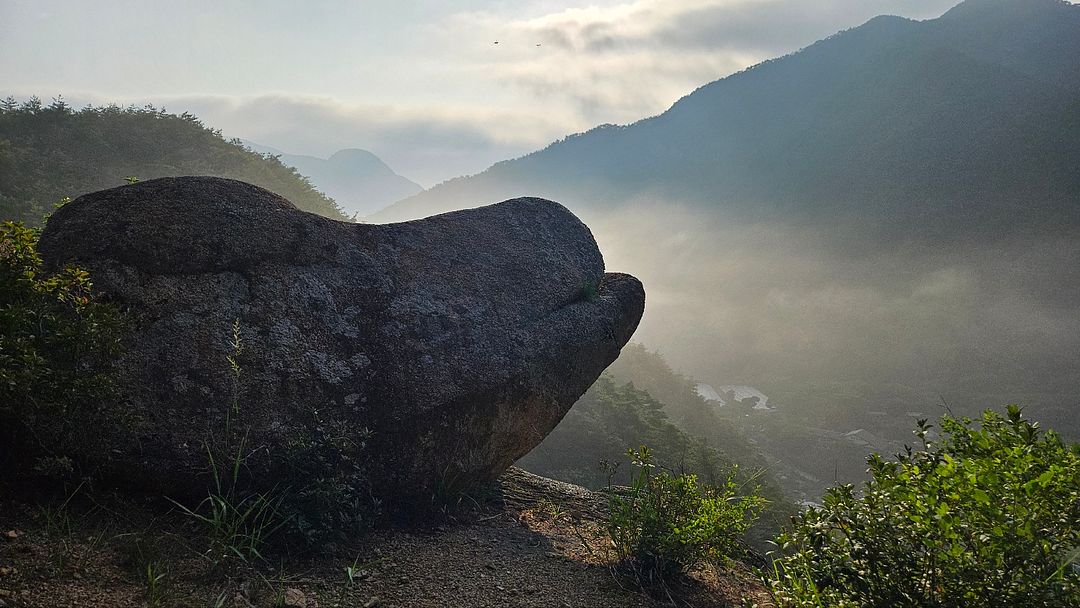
[0,97,346,224]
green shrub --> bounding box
[768,406,1080,607]
[168,320,290,567]
[277,420,374,549]
[0,220,125,468]
[170,318,373,556]
[169,437,288,569]
[606,446,766,586]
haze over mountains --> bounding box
[243,141,423,217]
[376,0,1080,230]
[375,0,1080,440]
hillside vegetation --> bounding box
[0,97,346,225]
[769,407,1080,607]
[519,344,795,548]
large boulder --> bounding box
[38,177,644,504]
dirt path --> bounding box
[0,469,773,608]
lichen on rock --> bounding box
[37,176,645,512]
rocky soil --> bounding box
[0,469,772,608]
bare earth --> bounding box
[0,469,773,608]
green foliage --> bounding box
[0,220,125,468]
[607,446,766,586]
[0,97,346,225]
[169,321,289,568]
[768,406,1080,607]
[172,318,372,558]
[143,561,168,608]
[603,344,775,480]
[274,383,374,548]
[278,426,374,549]
[36,481,86,538]
[520,348,795,548]
[169,439,288,569]
[522,376,729,488]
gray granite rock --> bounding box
[38,176,644,501]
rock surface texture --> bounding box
[38,177,644,501]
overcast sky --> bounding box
[2,0,964,185]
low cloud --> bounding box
[164,94,565,187]
[433,0,961,126]
[4,0,965,186]
[5,90,570,187]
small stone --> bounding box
[283,588,317,608]
[485,562,497,570]
[0,567,12,577]
[363,598,380,608]
[1,531,17,540]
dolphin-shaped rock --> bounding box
[39,176,645,506]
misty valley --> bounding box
[2,0,1079,606]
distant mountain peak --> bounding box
[860,14,916,27]
[328,148,384,165]
[373,0,1080,228]
[941,0,1076,21]
[242,142,423,217]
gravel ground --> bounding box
[0,469,773,608]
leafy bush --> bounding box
[606,446,766,586]
[768,406,1080,607]
[0,220,125,469]
[520,373,794,549]
[277,419,374,549]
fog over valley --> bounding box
[2,1,1079,604]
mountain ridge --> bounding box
[372,0,1080,239]
[368,0,1080,443]
[0,102,348,223]
[242,141,423,217]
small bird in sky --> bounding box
[493,41,499,45]
[536,42,542,47]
